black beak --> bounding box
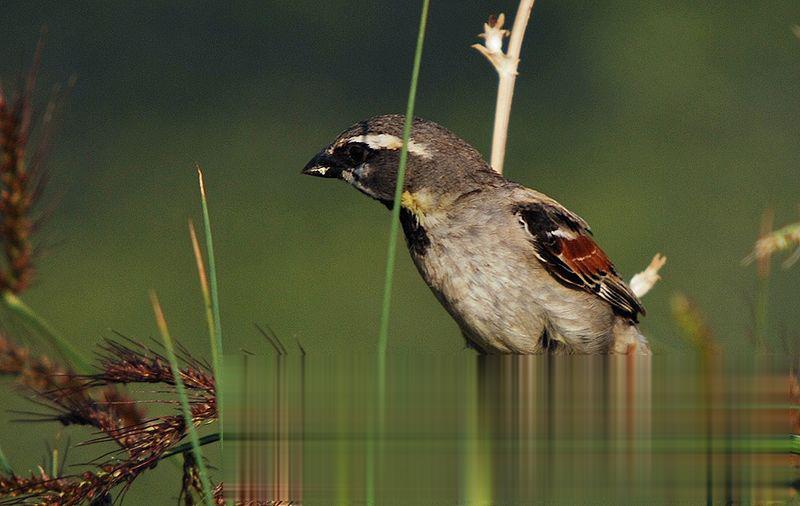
[301,152,343,179]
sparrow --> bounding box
[302,115,649,354]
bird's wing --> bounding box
[514,201,645,321]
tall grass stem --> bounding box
[149,291,214,506]
[489,0,535,174]
[370,0,431,503]
[196,168,224,452]
[189,220,214,340]
[376,0,430,391]
[753,208,773,351]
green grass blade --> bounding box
[160,433,221,461]
[150,291,214,506]
[196,167,224,452]
[0,443,14,476]
[376,0,430,378]
[2,292,91,374]
[189,220,215,347]
[369,1,431,503]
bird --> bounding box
[302,114,649,354]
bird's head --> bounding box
[302,114,497,208]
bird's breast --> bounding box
[402,211,553,352]
[398,189,459,257]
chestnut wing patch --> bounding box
[516,203,645,321]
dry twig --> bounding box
[473,5,666,301]
[629,254,667,299]
[472,1,536,174]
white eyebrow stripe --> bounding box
[344,134,433,159]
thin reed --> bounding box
[753,209,774,350]
[196,167,225,453]
[671,293,717,356]
[150,291,215,506]
[376,0,431,369]
[371,0,431,502]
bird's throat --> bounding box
[399,207,430,257]
[400,190,429,221]
[400,188,453,221]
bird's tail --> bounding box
[611,320,652,355]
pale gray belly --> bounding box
[409,229,616,354]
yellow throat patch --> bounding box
[400,189,457,222]
[401,190,433,220]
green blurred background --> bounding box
[2,0,799,354]
[0,0,799,499]
[4,0,799,357]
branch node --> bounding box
[471,1,536,174]
[629,253,667,299]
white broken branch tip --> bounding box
[479,14,509,54]
[629,253,667,299]
[472,13,518,76]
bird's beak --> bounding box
[301,152,343,179]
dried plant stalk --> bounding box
[183,454,225,506]
[91,338,215,392]
[473,5,666,303]
[744,220,800,270]
[0,78,35,293]
[150,290,214,505]
[0,47,92,374]
[0,332,145,449]
[0,330,220,504]
[671,293,717,355]
[472,1,536,174]
[629,253,667,298]
[0,46,55,295]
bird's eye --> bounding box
[344,143,371,166]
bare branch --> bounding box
[472,1,536,174]
[629,254,667,299]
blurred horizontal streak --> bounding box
[224,353,795,503]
